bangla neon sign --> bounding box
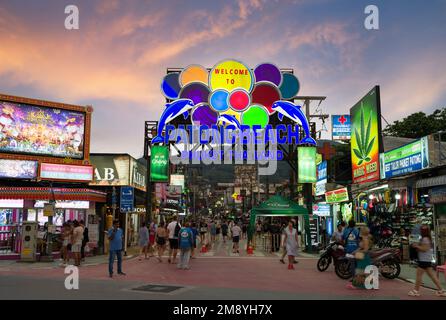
[154,60,316,147]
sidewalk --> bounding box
[399,263,446,290]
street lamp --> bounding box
[369,194,374,200]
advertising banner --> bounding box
[325,188,349,204]
[0,100,86,159]
[332,115,351,140]
[120,186,134,212]
[380,137,429,179]
[298,147,317,183]
[40,163,93,182]
[170,174,185,189]
[0,159,38,179]
[350,86,382,184]
[315,161,328,196]
[150,146,169,182]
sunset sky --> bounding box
[1,0,445,158]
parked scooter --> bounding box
[317,241,346,272]
[335,247,401,279]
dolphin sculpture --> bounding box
[151,99,195,144]
[217,114,241,129]
[272,101,316,145]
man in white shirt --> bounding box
[167,216,181,264]
[231,223,242,254]
[71,220,84,267]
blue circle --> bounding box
[279,73,300,99]
[161,73,181,99]
[209,89,229,112]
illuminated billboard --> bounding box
[350,86,382,184]
[298,147,317,183]
[40,163,93,182]
[0,159,38,179]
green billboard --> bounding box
[150,146,169,182]
[298,147,317,183]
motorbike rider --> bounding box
[342,219,360,278]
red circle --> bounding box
[229,90,250,111]
[251,82,281,114]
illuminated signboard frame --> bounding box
[0,159,38,179]
[298,147,317,183]
[39,163,94,182]
[0,93,92,165]
[325,188,349,204]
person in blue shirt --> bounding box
[178,222,194,270]
[342,219,360,279]
[190,222,199,259]
[108,220,126,278]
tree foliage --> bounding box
[383,108,446,138]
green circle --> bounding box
[242,105,269,128]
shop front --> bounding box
[0,187,106,258]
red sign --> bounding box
[40,163,93,182]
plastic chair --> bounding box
[437,262,446,280]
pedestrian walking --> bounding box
[408,225,446,297]
[148,221,157,257]
[60,223,71,266]
[216,221,221,241]
[138,222,149,260]
[242,223,248,240]
[342,219,360,278]
[210,220,217,244]
[221,221,228,244]
[155,221,168,262]
[178,222,194,270]
[190,222,199,259]
[199,220,207,245]
[108,220,126,278]
[348,227,372,289]
[280,220,298,264]
[71,220,84,267]
[167,216,181,264]
[283,220,299,270]
[80,220,89,261]
[231,223,242,254]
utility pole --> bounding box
[144,121,158,223]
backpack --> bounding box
[174,222,181,237]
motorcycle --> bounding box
[334,247,401,280]
[317,241,346,272]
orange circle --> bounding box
[180,65,209,87]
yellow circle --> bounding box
[209,59,254,92]
[180,65,209,87]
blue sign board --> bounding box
[332,115,351,140]
[315,161,327,196]
[120,186,134,212]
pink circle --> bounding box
[229,89,250,111]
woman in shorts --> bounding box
[408,225,446,297]
[155,221,168,263]
[60,223,72,266]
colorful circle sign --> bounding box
[254,63,282,87]
[180,64,209,87]
[209,59,254,92]
[209,89,229,112]
[251,81,281,114]
[161,73,181,99]
[242,105,269,128]
[219,108,241,125]
[228,89,250,111]
[179,82,210,105]
[279,73,300,99]
[191,104,218,127]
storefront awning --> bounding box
[415,175,446,189]
[0,187,107,202]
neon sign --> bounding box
[156,60,315,146]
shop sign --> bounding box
[43,203,55,217]
[325,188,349,204]
[35,200,89,209]
[0,199,24,208]
[298,147,317,183]
[430,187,446,204]
[40,163,93,182]
[170,174,185,189]
[168,185,182,197]
[150,146,169,182]
[134,206,146,214]
[130,158,147,192]
[350,86,382,184]
[332,115,351,140]
[312,203,330,216]
[315,161,327,196]
[380,137,429,179]
[120,186,134,212]
[0,159,38,179]
[90,155,131,186]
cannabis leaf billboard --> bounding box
[350,86,382,184]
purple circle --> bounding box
[254,63,282,87]
[192,104,218,127]
[179,82,210,105]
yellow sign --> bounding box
[22,248,31,256]
[43,203,55,217]
[209,59,254,92]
